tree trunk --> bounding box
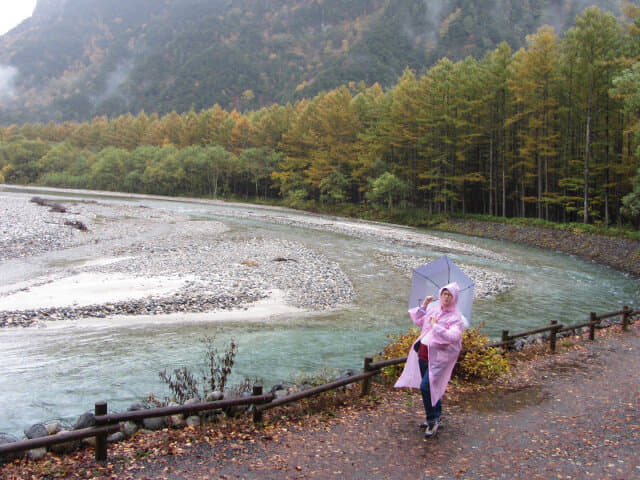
[583,94,592,224]
[604,94,611,226]
[537,146,542,219]
[489,134,494,216]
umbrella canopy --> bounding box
[409,255,475,326]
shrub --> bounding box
[158,366,200,404]
[202,335,237,393]
[159,335,237,404]
[376,327,420,381]
[284,188,311,209]
[376,322,510,382]
[456,324,510,380]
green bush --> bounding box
[376,323,510,382]
[456,324,510,380]
[376,327,420,381]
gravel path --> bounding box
[0,190,514,327]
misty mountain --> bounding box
[0,0,623,124]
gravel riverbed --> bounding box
[0,190,513,327]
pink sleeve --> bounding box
[408,307,427,327]
[431,321,463,345]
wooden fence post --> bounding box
[94,401,108,462]
[589,312,597,340]
[252,385,264,424]
[361,357,373,397]
[622,306,630,331]
[549,320,558,352]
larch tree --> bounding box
[564,7,622,223]
[509,26,560,220]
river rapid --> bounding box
[0,187,638,438]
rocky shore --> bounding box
[0,192,355,327]
[375,251,515,299]
[440,218,640,277]
[0,189,515,328]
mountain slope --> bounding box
[0,0,622,124]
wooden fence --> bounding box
[0,306,636,462]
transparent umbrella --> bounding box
[409,255,475,327]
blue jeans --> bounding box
[419,359,442,424]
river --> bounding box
[0,190,637,438]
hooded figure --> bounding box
[395,282,465,437]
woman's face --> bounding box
[440,289,453,307]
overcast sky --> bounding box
[0,0,37,36]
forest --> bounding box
[0,0,623,124]
[2,5,640,227]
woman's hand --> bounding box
[429,315,437,326]
[422,295,434,307]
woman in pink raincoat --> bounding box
[394,282,465,438]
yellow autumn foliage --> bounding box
[377,322,509,382]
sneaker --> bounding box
[424,420,439,438]
[419,418,442,429]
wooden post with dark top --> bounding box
[549,320,558,352]
[252,385,264,424]
[589,312,597,340]
[622,306,630,331]
[94,401,108,461]
[361,357,373,397]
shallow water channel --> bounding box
[0,192,638,437]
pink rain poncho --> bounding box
[394,282,465,406]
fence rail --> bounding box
[254,370,379,423]
[94,391,275,425]
[365,307,638,371]
[1,306,636,462]
[0,425,120,456]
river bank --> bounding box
[0,188,514,327]
[439,218,640,277]
[0,191,355,327]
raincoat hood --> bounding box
[438,282,460,313]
